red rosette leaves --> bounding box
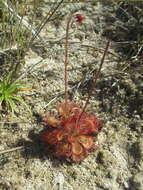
[41,103,102,162]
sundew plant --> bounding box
[40,14,110,162]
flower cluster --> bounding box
[41,103,102,162]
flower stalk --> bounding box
[81,40,110,115]
[64,15,72,105]
[64,14,85,106]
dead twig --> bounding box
[0,146,24,155]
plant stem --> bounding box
[81,40,111,114]
[64,15,73,105]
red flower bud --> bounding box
[75,14,84,24]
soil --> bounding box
[0,2,143,190]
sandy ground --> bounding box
[0,2,143,190]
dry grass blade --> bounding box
[2,0,39,39]
[30,0,65,43]
[0,146,24,155]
